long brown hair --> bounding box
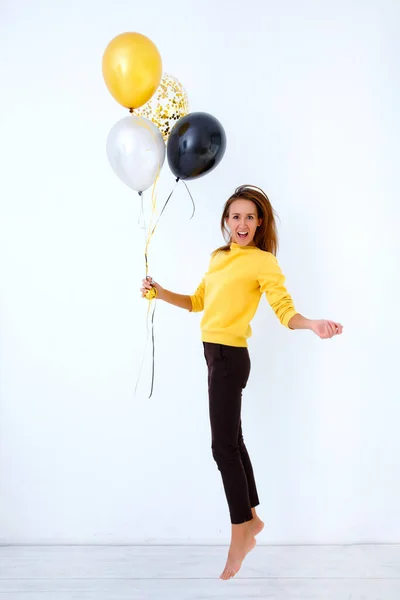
[213,185,279,255]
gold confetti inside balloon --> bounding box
[134,73,189,143]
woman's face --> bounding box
[226,199,262,246]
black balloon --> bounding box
[167,112,227,180]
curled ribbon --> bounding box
[135,178,196,398]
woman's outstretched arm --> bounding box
[140,277,192,311]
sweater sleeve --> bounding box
[258,253,298,328]
[190,277,205,312]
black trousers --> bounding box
[203,342,260,524]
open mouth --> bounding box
[237,232,248,240]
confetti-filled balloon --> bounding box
[134,73,189,143]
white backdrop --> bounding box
[0,0,399,544]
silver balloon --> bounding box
[106,115,165,192]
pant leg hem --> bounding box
[230,510,253,525]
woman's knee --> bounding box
[211,440,240,466]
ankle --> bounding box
[232,522,247,531]
[231,522,249,536]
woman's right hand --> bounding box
[140,276,163,299]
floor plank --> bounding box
[0,544,399,599]
[0,578,400,600]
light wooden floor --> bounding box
[0,544,399,599]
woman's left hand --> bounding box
[310,319,343,339]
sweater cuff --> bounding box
[189,295,202,313]
[282,309,299,329]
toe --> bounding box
[221,567,231,580]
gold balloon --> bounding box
[134,73,189,142]
[102,32,162,110]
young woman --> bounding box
[140,185,343,580]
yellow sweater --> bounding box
[190,243,298,347]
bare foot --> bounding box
[220,523,257,580]
[249,515,264,537]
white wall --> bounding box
[0,0,399,544]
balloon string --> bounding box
[144,176,159,399]
[135,169,162,399]
[144,168,161,276]
[135,176,196,399]
[134,177,159,399]
[181,180,196,220]
[134,299,157,399]
[138,191,147,229]
[149,298,156,397]
[147,178,180,241]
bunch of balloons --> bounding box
[102,32,227,193]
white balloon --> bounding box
[106,115,165,192]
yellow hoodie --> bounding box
[190,243,298,347]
